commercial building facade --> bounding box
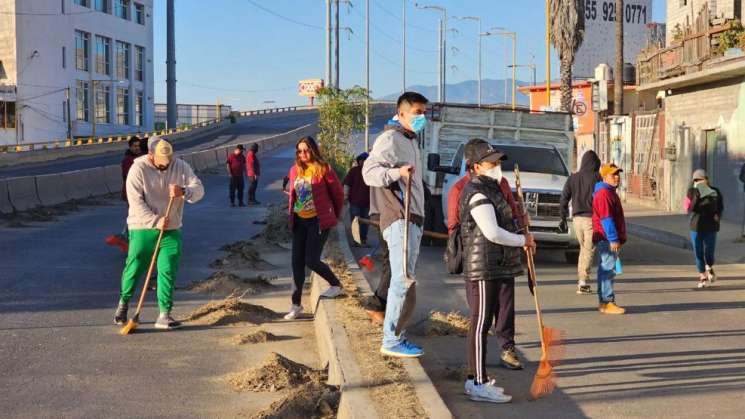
[0,0,154,146]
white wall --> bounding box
[0,0,17,145]
[8,0,154,146]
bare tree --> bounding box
[550,0,585,113]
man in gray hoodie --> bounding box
[363,92,428,358]
[114,136,205,330]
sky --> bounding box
[152,0,666,110]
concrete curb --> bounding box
[627,222,693,251]
[330,221,453,419]
[0,179,12,214]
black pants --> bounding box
[229,175,244,205]
[466,278,515,384]
[367,226,392,312]
[291,215,341,305]
[247,176,258,202]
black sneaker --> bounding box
[577,285,592,294]
[114,303,129,325]
[155,312,182,330]
[501,347,523,370]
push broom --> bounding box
[120,196,176,335]
[514,164,565,399]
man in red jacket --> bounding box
[226,145,246,207]
[121,138,142,202]
[246,143,261,205]
[592,163,627,315]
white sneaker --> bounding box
[320,286,343,299]
[469,382,512,404]
[706,266,717,283]
[464,379,504,395]
[284,304,303,320]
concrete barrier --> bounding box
[86,167,110,196]
[180,153,195,169]
[103,165,122,194]
[0,179,13,214]
[192,152,208,172]
[62,170,93,201]
[35,173,69,207]
[6,176,41,212]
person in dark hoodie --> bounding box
[685,169,724,288]
[560,150,602,294]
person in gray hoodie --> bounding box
[114,136,205,330]
[362,92,428,358]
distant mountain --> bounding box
[379,79,530,106]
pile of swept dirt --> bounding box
[0,197,117,228]
[186,271,275,295]
[182,295,279,326]
[254,203,292,244]
[226,352,325,392]
[231,330,283,345]
[323,234,427,418]
[426,310,470,337]
[247,382,339,419]
[210,241,275,270]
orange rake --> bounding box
[514,164,565,399]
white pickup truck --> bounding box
[421,104,580,263]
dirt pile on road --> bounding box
[227,352,324,392]
[426,310,470,337]
[231,330,284,345]
[209,240,275,270]
[253,203,292,244]
[183,295,279,326]
[248,382,339,419]
[186,271,274,295]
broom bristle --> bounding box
[542,326,566,366]
[529,359,556,399]
[119,319,138,335]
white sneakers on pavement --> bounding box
[320,286,343,299]
[467,380,512,403]
[464,378,505,396]
[284,304,303,320]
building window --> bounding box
[95,36,111,75]
[114,0,130,20]
[116,41,130,80]
[62,46,66,68]
[94,0,108,13]
[74,0,89,7]
[75,30,90,71]
[135,45,144,81]
[77,80,90,122]
[95,84,111,124]
[134,2,145,24]
[117,88,129,125]
[135,91,144,126]
[1,101,16,129]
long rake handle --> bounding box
[131,196,176,318]
[403,173,411,279]
[514,165,547,348]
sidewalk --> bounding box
[624,201,745,264]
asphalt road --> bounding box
[351,230,745,418]
[0,111,320,178]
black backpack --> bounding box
[444,225,463,274]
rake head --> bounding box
[529,357,557,400]
[119,315,139,335]
[105,235,129,253]
[529,326,565,400]
[358,255,375,272]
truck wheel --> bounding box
[565,251,579,264]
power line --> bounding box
[243,0,323,30]
[372,0,437,34]
[349,4,437,54]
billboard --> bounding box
[298,79,324,97]
[573,0,653,79]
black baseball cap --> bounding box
[469,141,507,165]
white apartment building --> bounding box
[0,0,154,146]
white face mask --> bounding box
[484,165,503,181]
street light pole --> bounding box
[415,3,448,102]
[484,28,518,110]
[365,0,370,151]
[453,16,481,106]
[326,0,331,87]
[335,0,340,89]
[166,0,177,129]
[402,0,406,93]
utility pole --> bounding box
[415,4,448,102]
[454,16,481,106]
[545,0,551,108]
[326,0,332,88]
[402,0,406,93]
[511,32,517,111]
[334,0,340,89]
[614,0,624,115]
[438,19,443,101]
[364,0,370,151]
[65,87,72,140]
[166,0,177,129]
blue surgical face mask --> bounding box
[410,114,427,132]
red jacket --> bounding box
[287,163,344,230]
[447,174,522,233]
[592,182,627,244]
[121,151,138,201]
[246,150,260,177]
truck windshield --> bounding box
[493,145,568,176]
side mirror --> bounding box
[427,153,441,171]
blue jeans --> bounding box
[349,205,370,242]
[596,241,618,304]
[381,219,422,349]
[690,231,717,273]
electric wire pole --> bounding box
[166,0,177,129]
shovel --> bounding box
[395,173,417,336]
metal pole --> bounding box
[65,87,72,140]
[437,19,443,102]
[442,11,447,103]
[504,43,508,104]
[512,33,517,111]
[326,0,331,87]
[614,0,624,115]
[335,0,340,89]
[477,20,482,106]
[166,0,177,129]
[545,0,550,108]
[91,81,96,138]
[365,0,370,151]
[402,0,406,93]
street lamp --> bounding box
[91,79,126,138]
[453,15,482,106]
[415,3,447,103]
[508,64,537,111]
[483,27,517,111]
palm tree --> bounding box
[550,0,585,113]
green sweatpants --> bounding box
[119,229,182,313]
